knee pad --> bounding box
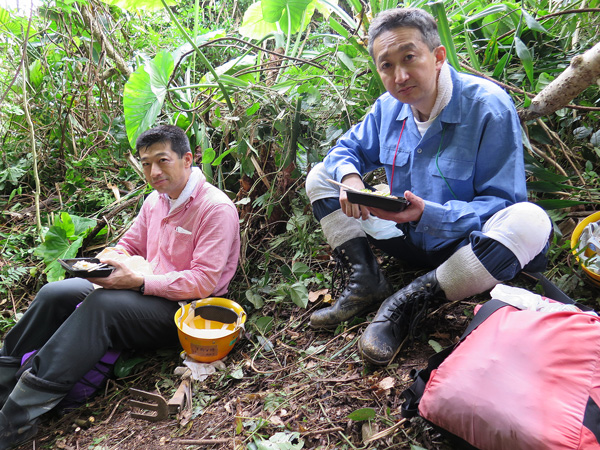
[482,202,552,267]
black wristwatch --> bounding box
[139,280,145,295]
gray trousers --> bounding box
[1,278,181,387]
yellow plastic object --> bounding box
[174,298,246,363]
[571,211,600,287]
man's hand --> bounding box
[366,190,425,223]
[339,174,371,220]
[87,258,144,291]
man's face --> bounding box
[139,141,192,199]
[372,27,446,118]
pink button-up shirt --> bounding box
[117,169,240,301]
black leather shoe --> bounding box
[358,271,440,365]
[310,237,392,329]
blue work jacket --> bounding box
[324,65,527,253]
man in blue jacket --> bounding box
[306,7,552,365]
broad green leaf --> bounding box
[239,2,278,40]
[100,0,176,12]
[348,407,376,421]
[291,261,310,275]
[261,0,313,34]
[71,214,97,237]
[535,72,554,93]
[201,147,216,164]
[28,59,43,89]
[33,212,97,282]
[289,281,308,308]
[124,51,174,148]
[34,228,83,282]
[514,36,533,85]
[255,316,274,333]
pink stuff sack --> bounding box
[402,299,600,450]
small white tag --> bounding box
[176,226,192,235]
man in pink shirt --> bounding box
[0,125,240,449]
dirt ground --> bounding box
[11,292,476,450]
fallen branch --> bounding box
[171,438,231,445]
[519,42,600,122]
[301,426,344,436]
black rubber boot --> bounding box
[0,357,21,409]
[310,237,392,329]
[358,271,441,365]
[0,369,70,450]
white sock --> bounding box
[436,245,500,301]
[321,209,366,250]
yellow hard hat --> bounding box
[174,298,246,363]
[571,211,600,287]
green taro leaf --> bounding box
[34,228,83,282]
[124,51,174,148]
[33,213,97,282]
[261,0,313,34]
[239,2,278,40]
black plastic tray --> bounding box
[59,258,114,278]
[346,190,408,212]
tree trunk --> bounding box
[519,41,600,122]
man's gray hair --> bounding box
[367,8,441,59]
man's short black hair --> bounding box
[368,8,441,59]
[135,125,191,158]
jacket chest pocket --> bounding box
[428,157,474,181]
[166,227,194,265]
[380,144,410,168]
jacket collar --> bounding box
[395,64,463,126]
[161,167,205,212]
